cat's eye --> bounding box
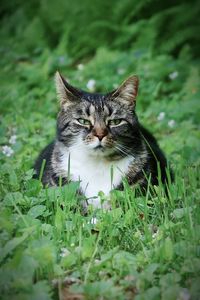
[77,118,91,126]
[108,119,123,126]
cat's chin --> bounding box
[94,145,105,151]
[90,146,111,154]
[83,140,119,159]
[88,145,119,159]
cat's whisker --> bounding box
[116,144,132,153]
[115,145,136,160]
[34,72,171,210]
[115,144,131,154]
[115,145,130,157]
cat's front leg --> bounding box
[85,196,111,211]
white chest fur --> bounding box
[59,145,132,208]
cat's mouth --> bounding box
[86,139,115,155]
[94,145,104,151]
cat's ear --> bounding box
[55,71,81,107]
[111,75,139,107]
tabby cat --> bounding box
[34,72,171,209]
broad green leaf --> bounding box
[162,237,174,261]
[25,179,42,197]
[0,232,31,263]
[28,205,46,218]
[25,237,56,267]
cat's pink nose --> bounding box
[96,134,105,141]
[93,128,108,141]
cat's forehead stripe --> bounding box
[81,92,108,105]
[89,104,95,114]
[103,105,110,115]
[87,103,111,116]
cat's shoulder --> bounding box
[139,125,158,145]
[34,141,55,177]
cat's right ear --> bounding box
[111,75,139,108]
[55,71,81,107]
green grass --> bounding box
[0,41,200,300]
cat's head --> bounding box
[55,72,141,158]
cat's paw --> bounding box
[86,197,111,211]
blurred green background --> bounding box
[1,0,200,59]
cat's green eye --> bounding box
[109,119,123,126]
[77,118,91,126]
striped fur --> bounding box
[34,72,171,209]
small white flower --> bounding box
[60,247,70,258]
[152,231,159,239]
[157,112,165,121]
[9,135,17,145]
[168,119,176,128]
[86,79,96,91]
[77,64,84,70]
[94,259,100,264]
[91,217,97,225]
[117,68,125,75]
[2,145,14,157]
[83,217,98,227]
[169,71,178,80]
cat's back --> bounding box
[139,125,172,183]
[34,141,55,184]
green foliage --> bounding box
[1,0,200,60]
[0,1,200,299]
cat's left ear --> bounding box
[55,71,81,107]
[111,75,139,107]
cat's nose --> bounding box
[96,134,105,141]
[93,128,108,141]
